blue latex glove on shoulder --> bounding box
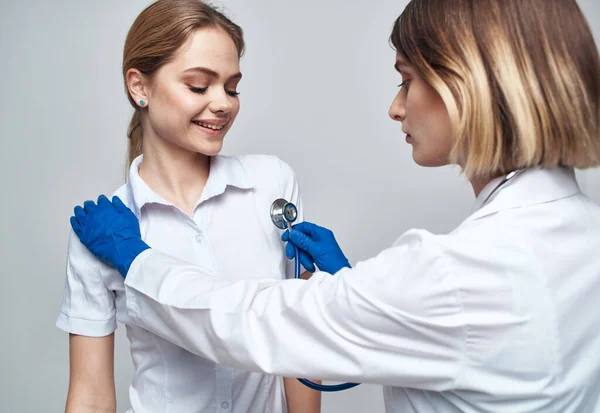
[70,195,150,278]
[282,221,351,275]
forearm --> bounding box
[284,377,321,413]
[124,250,379,382]
[65,376,116,413]
[66,334,116,413]
[65,396,116,413]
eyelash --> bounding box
[189,86,240,97]
[398,80,409,88]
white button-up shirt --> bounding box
[121,167,600,413]
[57,154,303,413]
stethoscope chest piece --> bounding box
[270,198,298,230]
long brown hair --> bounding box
[390,0,600,178]
[123,0,245,166]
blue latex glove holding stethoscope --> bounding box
[269,198,351,276]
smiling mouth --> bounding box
[192,121,226,131]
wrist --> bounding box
[116,239,150,278]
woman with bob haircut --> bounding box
[68,0,600,411]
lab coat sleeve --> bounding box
[124,229,466,390]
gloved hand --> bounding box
[70,195,150,278]
[282,222,351,275]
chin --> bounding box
[412,150,449,167]
[197,142,224,157]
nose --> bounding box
[208,89,233,113]
[388,89,406,122]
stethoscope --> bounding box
[480,169,526,207]
[270,198,360,392]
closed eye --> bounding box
[189,86,207,94]
[189,86,239,97]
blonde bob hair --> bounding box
[390,0,600,178]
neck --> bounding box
[469,168,512,198]
[469,175,491,198]
[138,134,210,216]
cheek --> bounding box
[153,85,200,117]
[412,91,450,137]
[231,100,241,119]
[430,103,452,146]
[148,90,200,140]
[405,94,425,130]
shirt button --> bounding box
[195,233,203,243]
[221,401,230,409]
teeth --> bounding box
[195,121,224,130]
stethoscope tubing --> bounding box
[289,240,360,392]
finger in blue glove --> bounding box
[83,200,97,213]
[283,231,316,272]
[112,195,130,213]
[70,216,82,236]
[288,229,318,256]
[290,221,321,239]
[74,205,87,222]
[298,250,316,272]
[97,194,111,207]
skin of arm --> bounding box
[299,270,313,280]
[284,377,322,413]
[65,334,116,413]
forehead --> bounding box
[170,27,240,74]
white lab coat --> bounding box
[121,167,600,413]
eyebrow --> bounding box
[394,61,411,73]
[182,66,243,81]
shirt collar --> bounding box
[127,154,255,217]
[464,167,581,223]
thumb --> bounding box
[285,241,295,259]
[288,229,317,257]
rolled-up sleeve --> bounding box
[124,229,466,389]
[56,230,117,337]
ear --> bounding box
[126,68,149,107]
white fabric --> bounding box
[57,154,304,413]
[124,167,600,413]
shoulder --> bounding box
[387,227,506,297]
[111,183,135,209]
[379,226,519,320]
[393,226,510,276]
[234,154,295,177]
[230,154,297,190]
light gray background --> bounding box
[1,1,599,412]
